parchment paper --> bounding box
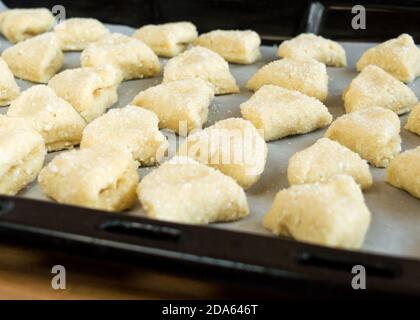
[0,21,419,260]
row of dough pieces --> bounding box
[0,8,418,250]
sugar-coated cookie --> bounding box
[194,29,261,64]
[38,145,139,211]
[133,22,197,57]
[240,85,332,141]
[405,103,420,136]
[137,156,249,224]
[278,33,346,67]
[81,106,168,166]
[81,33,160,80]
[263,175,371,249]
[178,118,267,189]
[325,107,401,168]
[163,46,239,95]
[356,34,420,83]
[132,78,215,135]
[0,57,20,106]
[2,32,64,83]
[246,57,328,101]
[0,115,46,195]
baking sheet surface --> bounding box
[0,21,419,260]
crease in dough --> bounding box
[131,78,215,135]
[48,64,123,123]
[240,85,332,141]
[278,33,347,67]
[1,32,64,83]
[263,174,371,249]
[325,107,401,168]
[178,118,268,189]
[387,147,420,199]
[405,103,420,136]
[133,21,198,58]
[7,85,86,152]
[54,17,110,51]
[137,156,249,224]
[81,33,160,80]
[288,138,372,189]
[246,57,328,101]
[0,115,46,195]
[38,145,139,212]
[356,34,420,83]
[0,57,20,106]
[163,46,239,95]
[0,8,54,43]
[81,105,168,166]
[194,29,261,64]
[343,65,418,115]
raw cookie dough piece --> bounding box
[263,175,371,249]
[81,33,160,80]
[48,64,122,123]
[356,34,420,83]
[81,106,168,166]
[240,85,332,141]
[387,147,420,199]
[54,18,110,51]
[7,85,86,152]
[137,156,249,224]
[343,65,418,115]
[1,32,63,83]
[246,57,328,101]
[0,116,46,195]
[194,29,261,64]
[131,78,215,135]
[133,22,197,58]
[163,46,239,95]
[288,138,372,189]
[0,8,54,43]
[0,57,20,106]
[38,145,139,211]
[325,107,401,168]
[405,103,420,136]
[178,118,267,189]
[278,33,347,67]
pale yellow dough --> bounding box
[178,118,267,189]
[263,175,371,249]
[163,46,239,95]
[0,57,20,106]
[1,32,64,83]
[356,34,420,83]
[48,64,122,123]
[81,106,168,166]
[288,138,372,189]
[38,145,139,212]
[81,33,160,80]
[54,18,110,51]
[325,107,401,168]
[137,156,249,225]
[133,22,198,58]
[387,147,420,199]
[343,65,417,115]
[240,85,332,141]
[7,85,86,152]
[278,33,347,67]
[405,103,420,136]
[194,29,261,64]
[0,8,54,43]
[0,115,46,195]
[246,57,328,101]
[131,78,215,135]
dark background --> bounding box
[3,0,420,43]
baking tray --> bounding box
[0,5,420,297]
